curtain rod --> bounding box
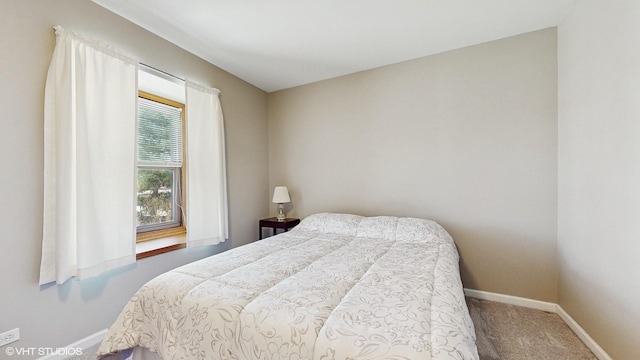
[140,63,185,84]
[139,63,220,95]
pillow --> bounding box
[355,216,399,240]
[296,213,363,236]
[296,213,454,247]
[395,217,452,244]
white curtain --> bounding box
[185,81,228,247]
[40,26,138,285]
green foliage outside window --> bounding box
[137,169,173,226]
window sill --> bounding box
[136,229,186,259]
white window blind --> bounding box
[137,97,183,167]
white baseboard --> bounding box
[464,288,612,360]
[556,306,612,360]
[37,329,107,360]
[464,288,557,312]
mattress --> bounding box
[98,213,478,359]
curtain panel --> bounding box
[185,81,229,247]
[40,26,138,285]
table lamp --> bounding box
[272,186,291,221]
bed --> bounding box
[97,213,478,359]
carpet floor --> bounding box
[466,297,597,360]
[70,298,598,360]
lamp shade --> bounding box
[272,186,291,203]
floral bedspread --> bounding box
[98,213,478,359]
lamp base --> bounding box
[277,204,286,221]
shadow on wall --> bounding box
[38,263,138,302]
[459,250,479,291]
[37,243,228,302]
[444,222,558,302]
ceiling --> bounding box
[92,0,576,92]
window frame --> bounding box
[136,90,186,241]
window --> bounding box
[134,65,228,252]
[136,91,185,236]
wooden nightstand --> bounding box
[259,217,300,239]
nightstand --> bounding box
[259,217,300,239]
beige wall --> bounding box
[0,0,268,355]
[268,29,559,302]
[558,1,640,358]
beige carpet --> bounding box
[466,297,597,360]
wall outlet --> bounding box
[0,328,19,347]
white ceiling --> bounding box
[92,0,576,92]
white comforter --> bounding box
[98,213,478,359]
